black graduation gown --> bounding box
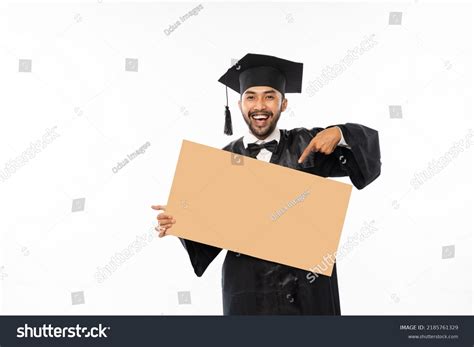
[179,123,381,315]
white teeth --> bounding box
[252,115,269,120]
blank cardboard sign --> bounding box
[166,140,352,276]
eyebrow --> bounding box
[244,90,277,95]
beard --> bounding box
[243,109,281,139]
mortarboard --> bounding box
[218,53,304,135]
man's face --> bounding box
[238,86,288,140]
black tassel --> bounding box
[224,106,232,135]
[224,86,233,135]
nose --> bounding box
[253,96,267,111]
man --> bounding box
[152,53,381,315]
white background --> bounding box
[0,0,472,315]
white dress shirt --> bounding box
[242,126,350,162]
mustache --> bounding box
[248,110,273,118]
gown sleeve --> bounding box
[178,238,222,277]
[302,123,381,189]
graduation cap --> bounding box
[218,53,303,135]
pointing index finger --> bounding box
[298,144,313,164]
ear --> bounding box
[238,99,242,113]
[281,97,288,112]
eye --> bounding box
[246,95,254,100]
[266,95,275,100]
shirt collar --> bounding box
[242,126,280,148]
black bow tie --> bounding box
[247,140,278,158]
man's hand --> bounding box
[151,204,176,238]
[298,127,342,164]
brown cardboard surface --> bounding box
[166,140,352,276]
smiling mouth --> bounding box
[251,114,271,121]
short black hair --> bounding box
[240,91,286,100]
